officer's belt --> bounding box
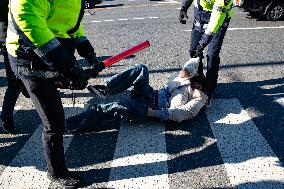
[17,66,60,78]
[194,20,229,29]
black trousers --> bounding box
[21,77,67,177]
[1,49,21,118]
[189,7,230,95]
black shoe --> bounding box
[87,85,108,98]
[205,92,215,108]
[0,115,16,134]
[47,170,81,189]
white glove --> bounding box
[183,57,200,78]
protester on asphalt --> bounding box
[6,0,103,187]
[66,59,208,132]
[0,0,28,134]
[179,0,235,105]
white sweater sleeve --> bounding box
[168,90,208,122]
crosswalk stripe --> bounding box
[0,104,85,189]
[206,98,284,188]
[107,120,169,189]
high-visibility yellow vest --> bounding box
[7,0,86,57]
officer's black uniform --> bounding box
[0,0,22,133]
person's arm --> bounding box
[179,0,194,24]
[168,89,208,122]
[196,0,233,55]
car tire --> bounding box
[266,3,284,21]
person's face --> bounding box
[178,69,190,78]
[191,81,202,90]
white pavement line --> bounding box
[0,104,85,189]
[185,26,284,32]
[107,121,169,189]
[104,19,115,22]
[132,17,145,20]
[148,16,159,19]
[90,20,101,23]
[118,18,129,21]
[228,25,284,31]
[206,99,284,188]
[158,0,180,4]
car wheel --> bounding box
[266,3,284,21]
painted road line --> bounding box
[186,26,284,32]
[91,20,101,23]
[0,104,85,189]
[118,18,129,21]
[228,25,284,31]
[148,16,159,19]
[206,99,284,188]
[104,19,115,22]
[132,17,145,20]
[107,120,169,189]
[158,0,180,4]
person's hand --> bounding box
[179,10,188,24]
[194,44,205,58]
[68,65,89,90]
[85,52,99,66]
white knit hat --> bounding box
[183,57,200,77]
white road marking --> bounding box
[228,26,284,31]
[90,17,159,23]
[158,0,180,4]
[107,121,169,189]
[206,99,284,188]
[0,104,85,189]
[186,26,284,32]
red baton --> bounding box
[102,40,150,67]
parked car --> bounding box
[240,0,284,21]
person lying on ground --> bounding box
[66,58,208,132]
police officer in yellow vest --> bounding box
[6,0,101,187]
[179,0,233,104]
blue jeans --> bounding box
[73,64,153,128]
[190,7,230,95]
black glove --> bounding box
[179,10,188,24]
[68,65,89,90]
[194,44,205,58]
[85,52,99,66]
[84,61,105,78]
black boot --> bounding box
[47,169,81,189]
[0,115,16,134]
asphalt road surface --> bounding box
[0,0,284,188]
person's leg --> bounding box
[206,23,229,96]
[0,51,21,132]
[66,100,133,132]
[190,8,204,76]
[21,77,67,177]
[105,64,151,96]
